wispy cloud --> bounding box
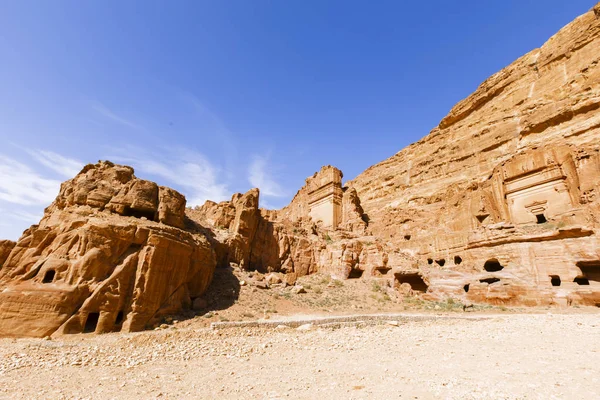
[181,93,239,180]
[26,149,84,178]
[112,147,230,207]
[3,208,43,223]
[0,155,61,206]
[248,155,285,198]
[92,103,143,131]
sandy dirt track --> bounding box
[0,313,599,399]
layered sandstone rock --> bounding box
[0,240,15,266]
[0,162,216,338]
[345,3,600,306]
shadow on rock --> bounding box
[198,265,241,313]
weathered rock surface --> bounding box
[345,3,600,306]
[0,162,216,338]
[197,3,600,307]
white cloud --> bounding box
[5,209,42,223]
[184,94,239,176]
[26,149,84,178]
[112,148,230,207]
[92,103,143,131]
[249,155,285,198]
[0,155,61,206]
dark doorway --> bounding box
[576,261,600,283]
[42,270,56,283]
[115,311,124,325]
[84,312,100,333]
[536,214,547,224]
[454,256,463,265]
[395,273,428,293]
[463,284,470,293]
[348,269,364,279]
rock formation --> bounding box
[0,161,216,337]
[1,4,600,337]
[346,3,600,306]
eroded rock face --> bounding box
[345,4,600,306]
[0,162,216,338]
[51,161,187,229]
[0,240,15,266]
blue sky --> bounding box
[0,0,596,240]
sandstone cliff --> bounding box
[345,3,600,306]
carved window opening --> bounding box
[454,256,463,265]
[463,284,470,293]
[427,258,433,265]
[84,312,100,333]
[395,273,428,293]
[479,278,500,284]
[435,259,446,267]
[123,206,155,220]
[42,270,56,283]
[483,259,503,272]
[549,275,561,287]
[536,214,547,224]
[348,269,364,279]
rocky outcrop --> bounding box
[345,3,600,306]
[51,161,187,229]
[0,162,216,338]
[340,187,367,234]
[0,240,16,266]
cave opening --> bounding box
[395,273,428,293]
[483,259,504,272]
[536,214,547,224]
[42,270,56,283]
[427,258,433,265]
[123,206,156,220]
[463,284,470,293]
[435,259,446,267]
[115,311,124,325]
[348,269,364,279]
[454,256,463,265]
[549,275,561,287]
[84,312,100,333]
[576,261,600,283]
[574,276,590,286]
[404,235,412,241]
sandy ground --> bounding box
[1,312,599,399]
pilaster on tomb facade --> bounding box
[307,166,343,229]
